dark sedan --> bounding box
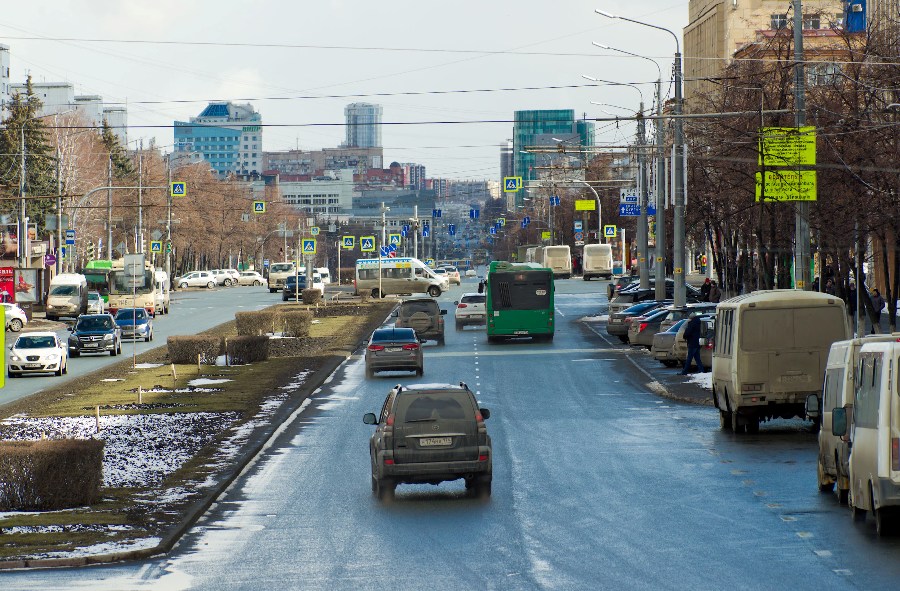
[115,308,154,342]
[606,301,671,342]
[365,327,424,378]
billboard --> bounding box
[14,268,38,303]
[0,267,13,303]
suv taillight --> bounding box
[386,413,394,426]
[402,343,419,350]
[639,322,648,332]
[457,303,467,308]
[367,344,385,351]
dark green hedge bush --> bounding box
[167,335,223,364]
[0,439,104,510]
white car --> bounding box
[431,268,451,290]
[177,271,216,289]
[8,331,68,377]
[3,303,27,332]
[464,269,477,278]
[301,272,326,295]
[454,293,487,329]
[209,270,232,286]
[237,271,265,286]
[223,269,241,284]
[87,291,106,315]
[442,266,461,285]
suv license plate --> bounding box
[420,437,452,447]
[387,347,402,352]
[469,314,483,319]
[84,342,98,348]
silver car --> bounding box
[365,327,424,378]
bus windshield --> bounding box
[108,269,154,294]
[489,271,552,310]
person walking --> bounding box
[700,278,711,302]
[847,281,857,322]
[708,280,722,303]
[871,288,886,334]
[681,312,705,375]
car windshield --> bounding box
[88,293,100,301]
[116,309,146,321]
[16,336,56,348]
[76,317,114,331]
[460,295,485,304]
[271,264,294,273]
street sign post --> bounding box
[310,226,320,236]
[361,236,376,252]
[253,201,266,213]
[170,182,186,197]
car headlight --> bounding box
[10,354,21,362]
[103,334,114,341]
[47,354,59,361]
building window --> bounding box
[771,14,788,29]
[807,62,841,86]
[803,14,821,30]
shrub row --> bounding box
[167,335,223,364]
[0,439,104,510]
[302,288,321,305]
[225,335,270,364]
[235,309,314,338]
[281,311,313,338]
[235,310,278,336]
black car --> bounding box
[282,275,309,301]
[68,313,122,357]
[363,382,492,501]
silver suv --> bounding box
[363,383,492,501]
[394,297,446,345]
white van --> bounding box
[541,245,572,278]
[268,261,296,293]
[582,244,613,281]
[154,270,170,315]
[354,257,444,298]
[831,340,900,535]
[45,273,88,321]
[808,334,900,504]
[315,267,331,285]
[712,290,850,434]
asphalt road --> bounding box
[0,285,275,407]
[5,277,900,590]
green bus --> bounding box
[83,259,113,302]
[485,261,555,343]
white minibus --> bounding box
[582,244,613,280]
[354,257,444,298]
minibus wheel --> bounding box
[427,286,441,297]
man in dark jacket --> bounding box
[700,278,711,302]
[681,312,705,374]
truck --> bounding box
[267,261,296,293]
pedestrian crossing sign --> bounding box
[389,233,401,246]
[425,258,435,267]
[150,241,162,253]
[342,236,355,249]
[310,226,320,236]
[604,225,617,238]
[503,176,523,192]
[170,182,186,197]
[361,236,376,252]
[253,201,266,213]
[302,239,316,254]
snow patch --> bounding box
[133,363,163,369]
[580,315,608,322]
[26,536,161,560]
[188,378,232,387]
[684,371,712,390]
[100,378,125,382]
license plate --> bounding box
[24,363,41,369]
[387,347,402,352]
[514,330,528,335]
[469,314,484,319]
[419,437,452,447]
[83,342,98,348]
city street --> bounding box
[5,278,900,590]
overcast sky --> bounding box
[2,1,688,180]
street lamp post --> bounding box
[596,9,685,306]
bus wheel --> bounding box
[371,288,382,299]
[718,410,731,431]
[427,286,441,297]
[731,412,746,434]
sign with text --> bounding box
[755,170,817,202]
[759,126,816,167]
[575,199,596,211]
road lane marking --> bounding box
[428,347,619,358]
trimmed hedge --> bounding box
[301,288,321,305]
[167,335,223,364]
[0,439,104,510]
[225,335,270,364]
[281,310,313,338]
[235,310,278,336]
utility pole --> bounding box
[107,156,113,260]
[637,101,650,290]
[413,204,419,259]
[165,154,172,281]
[18,126,26,268]
[654,78,667,301]
[793,0,811,290]
[137,139,143,253]
[56,147,62,274]
[673,46,686,307]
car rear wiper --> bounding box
[405,418,437,423]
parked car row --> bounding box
[175,268,265,289]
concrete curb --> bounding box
[3,304,395,571]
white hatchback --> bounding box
[8,331,68,377]
[238,271,265,286]
[177,271,216,289]
[3,303,28,332]
[454,293,487,329]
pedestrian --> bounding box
[477,279,486,294]
[825,278,835,295]
[708,280,721,303]
[681,312,705,375]
[871,288,886,333]
[700,278,711,302]
[847,282,857,317]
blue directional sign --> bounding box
[402,224,410,233]
[523,216,531,225]
[490,227,497,235]
[619,203,641,216]
[263,259,271,267]
[621,194,638,203]
[422,226,430,238]
[389,244,397,253]
[401,229,408,238]
[448,224,456,236]
[550,195,561,206]
[302,239,316,254]
[494,221,501,230]
[380,246,389,257]
[521,221,527,229]
[432,209,442,218]
[469,209,480,220]
[65,229,75,245]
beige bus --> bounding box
[354,257,444,298]
[582,243,613,280]
[712,290,850,434]
[831,340,900,535]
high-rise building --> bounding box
[102,106,128,147]
[401,163,426,190]
[0,44,10,117]
[344,103,382,148]
[174,102,262,178]
[9,81,75,117]
[512,110,594,207]
[500,140,514,180]
[683,0,845,102]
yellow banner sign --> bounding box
[541,231,551,240]
[755,170,817,202]
[575,199,596,211]
[759,126,816,167]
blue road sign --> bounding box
[65,230,75,245]
[550,195,560,206]
[253,201,266,213]
[490,227,497,235]
[647,203,657,215]
[523,216,531,225]
[302,239,316,254]
[432,209,442,218]
[620,194,638,203]
[422,226,430,237]
[263,259,271,267]
[574,220,583,231]
[380,246,389,257]
[521,221,527,228]
[401,229,408,238]
[170,182,187,197]
[402,224,410,232]
[448,224,456,236]
[619,203,641,216]
[361,237,376,252]
[469,209,479,219]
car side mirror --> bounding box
[805,394,820,420]
[480,408,491,420]
[363,413,378,425]
[390,310,398,318]
[832,407,848,437]
[67,326,74,332]
[440,310,447,315]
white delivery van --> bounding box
[808,335,900,504]
[712,290,849,434]
[154,270,170,315]
[268,261,296,293]
[45,273,88,321]
[525,247,539,264]
[831,340,900,535]
[541,245,572,278]
[582,244,613,281]
[315,267,331,285]
[355,257,444,298]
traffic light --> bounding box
[86,242,95,260]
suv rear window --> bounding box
[396,392,474,422]
[400,301,438,315]
[460,295,485,304]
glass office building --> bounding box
[174,102,262,179]
[344,103,383,148]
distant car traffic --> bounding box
[365,327,423,378]
[442,266,461,285]
[363,382,492,500]
[115,308,154,342]
[430,267,451,290]
[282,273,325,301]
[238,271,265,286]
[68,313,122,357]
[2,303,27,332]
[464,269,477,278]
[209,270,232,286]
[87,290,106,315]
[177,271,216,289]
[454,293,486,329]
[8,331,68,377]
